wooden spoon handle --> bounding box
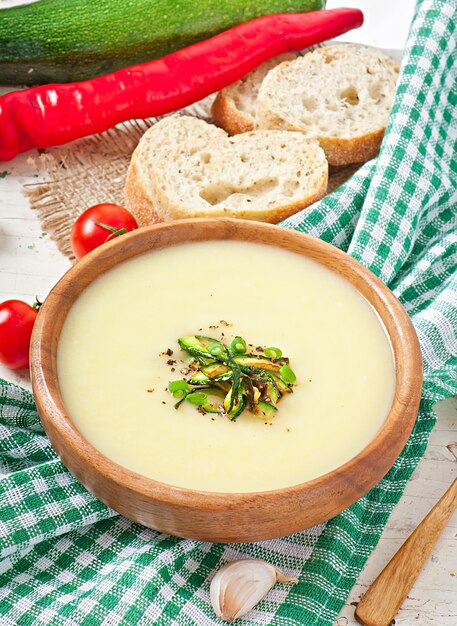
[355,478,457,626]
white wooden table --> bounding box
[1,1,456,624]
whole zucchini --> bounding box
[0,0,325,85]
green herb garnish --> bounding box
[168,380,191,393]
[230,336,247,354]
[279,364,297,385]
[167,335,297,420]
[186,392,208,406]
[264,346,282,359]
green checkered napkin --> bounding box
[1,1,456,623]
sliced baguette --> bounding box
[124,115,328,225]
[256,45,399,166]
[124,116,226,225]
[211,53,297,135]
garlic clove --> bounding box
[210,558,298,622]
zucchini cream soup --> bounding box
[57,240,395,493]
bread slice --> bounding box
[124,116,226,224]
[256,45,399,166]
[124,115,328,225]
[211,53,297,135]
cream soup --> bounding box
[57,240,395,492]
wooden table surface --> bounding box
[1,1,456,624]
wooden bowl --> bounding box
[31,218,422,543]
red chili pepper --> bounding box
[0,8,363,161]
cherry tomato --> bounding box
[70,203,138,259]
[0,300,38,370]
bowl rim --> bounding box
[31,217,423,510]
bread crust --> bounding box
[212,91,254,135]
[318,129,386,166]
[124,161,162,226]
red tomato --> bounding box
[0,300,38,370]
[70,203,138,259]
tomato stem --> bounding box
[33,297,43,311]
[92,220,128,240]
